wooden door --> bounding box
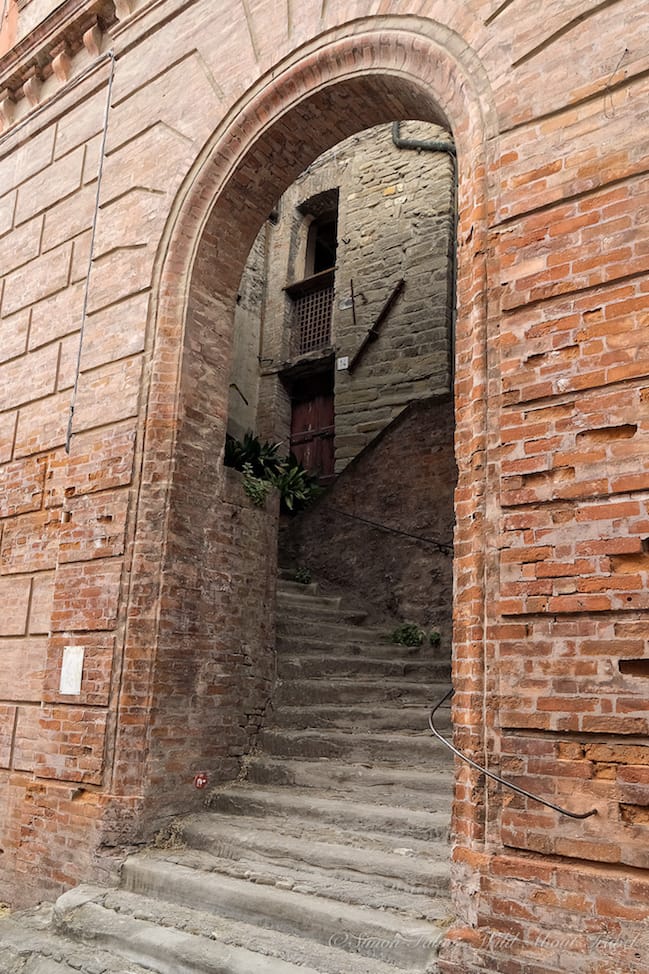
[290,374,335,482]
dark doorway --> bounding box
[307,210,338,275]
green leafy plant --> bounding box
[225,432,282,479]
[269,457,323,514]
[241,462,273,508]
[294,566,312,585]
[391,623,425,647]
[225,433,323,515]
[429,629,441,647]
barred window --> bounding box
[285,269,335,356]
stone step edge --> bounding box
[276,634,440,655]
[119,856,448,969]
[103,886,410,974]
[278,607,368,622]
[278,654,448,667]
[0,907,157,974]
[260,726,453,746]
[276,580,320,595]
[259,730,454,766]
[274,676,453,692]
[206,783,452,834]
[179,815,451,890]
[244,752,455,784]
[275,629,424,646]
[271,702,452,718]
[151,847,451,922]
[277,592,342,606]
[54,889,324,974]
[268,715,452,734]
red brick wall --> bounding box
[440,852,649,974]
[116,215,280,835]
[121,466,279,838]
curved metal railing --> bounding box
[429,688,598,820]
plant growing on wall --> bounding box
[390,623,425,647]
[270,462,321,512]
[225,433,323,514]
[240,462,273,508]
[225,432,282,479]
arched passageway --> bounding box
[2,4,647,970]
[118,28,495,939]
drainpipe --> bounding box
[391,121,458,386]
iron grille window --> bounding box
[293,284,333,354]
[285,269,335,356]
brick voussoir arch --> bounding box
[160,17,496,250]
[117,16,497,856]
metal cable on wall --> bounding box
[65,50,115,453]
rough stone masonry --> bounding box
[228,120,454,470]
[0,1,648,973]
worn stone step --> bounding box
[0,906,154,974]
[277,590,342,609]
[180,814,451,894]
[53,886,324,974]
[278,654,451,681]
[278,568,315,584]
[119,853,448,969]
[278,619,391,642]
[277,607,369,628]
[207,783,451,840]
[274,676,451,706]
[277,632,433,659]
[0,574,455,974]
[260,726,452,766]
[271,701,452,733]
[276,579,320,596]
[244,755,454,806]
[100,887,412,974]
[278,567,296,579]
[150,846,449,922]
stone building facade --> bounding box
[228,120,455,477]
[0,1,648,972]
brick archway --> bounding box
[114,19,497,922]
[1,0,647,962]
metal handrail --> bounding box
[429,689,598,820]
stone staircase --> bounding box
[0,574,455,974]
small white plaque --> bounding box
[336,356,349,371]
[60,646,85,695]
